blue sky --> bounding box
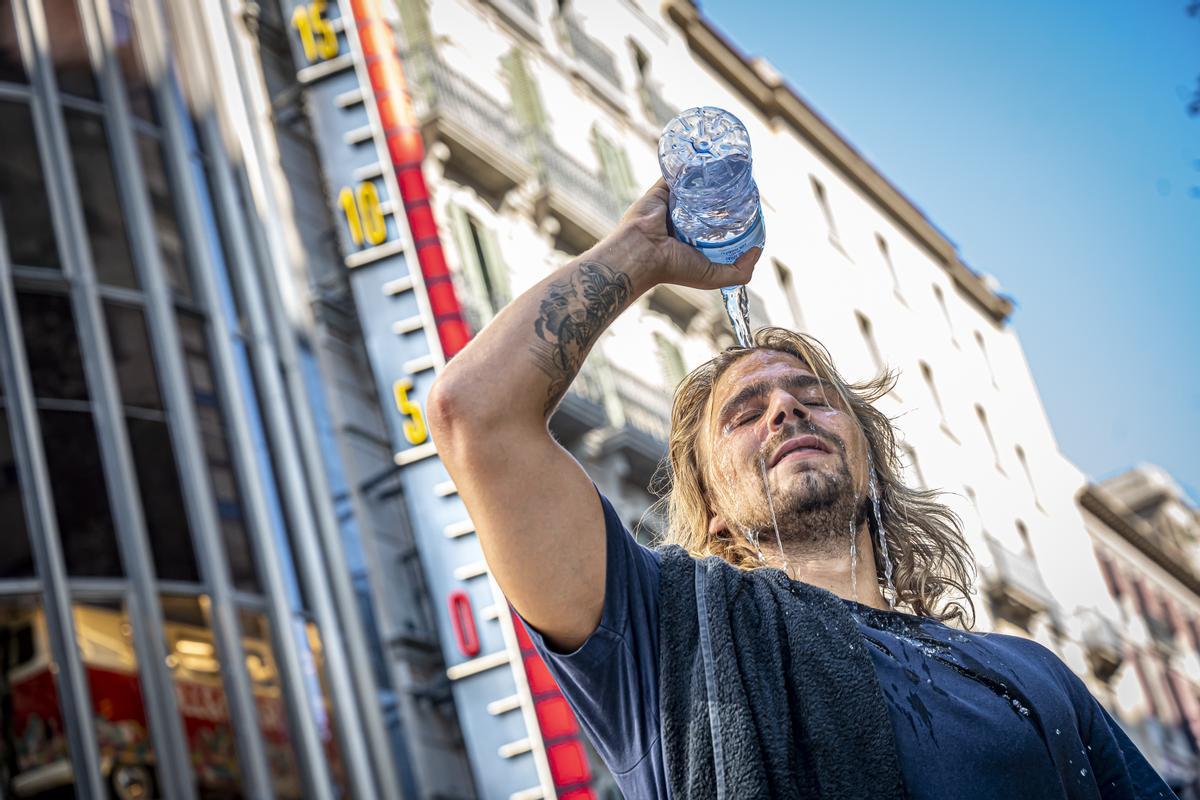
[701,0,1200,503]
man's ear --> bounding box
[707,513,728,536]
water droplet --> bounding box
[848,516,858,601]
[759,454,786,568]
[867,462,895,609]
[1081,769,1088,777]
[1055,728,1061,735]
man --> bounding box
[427,181,1172,798]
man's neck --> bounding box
[760,521,889,610]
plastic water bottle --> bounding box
[658,106,765,260]
[658,106,764,347]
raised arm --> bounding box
[426,179,760,651]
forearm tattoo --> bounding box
[529,260,632,417]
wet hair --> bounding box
[647,326,976,627]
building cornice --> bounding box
[1080,484,1200,598]
[662,0,1014,324]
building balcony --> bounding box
[550,354,674,487]
[639,82,677,129]
[552,357,611,446]
[480,0,541,42]
[532,134,624,253]
[556,12,623,95]
[405,47,533,200]
[587,362,673,487]
[1078,609,1125,683]
[1145,613,1178,652]
[984,536,1055,631]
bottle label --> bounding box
[676,208,765,265]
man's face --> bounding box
[700,350,870,548]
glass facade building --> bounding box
[0,0,424,797]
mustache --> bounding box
[760,418,847,464]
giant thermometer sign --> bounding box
[276,1,596,797]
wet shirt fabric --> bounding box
[518,491,1175,799]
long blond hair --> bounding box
[649,327,976,626]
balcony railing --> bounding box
[404,47,532,196]
[606,363,672,445]
[984,536,1054,626]
[481,0,540,41]
[559,13,622,91]
[533,134,623,250]
[639,83,676,129]
[1079,609,1125,683]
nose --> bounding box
[766,388,809,432]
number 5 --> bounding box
[392,378,428,445]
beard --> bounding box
[719,421,869,558]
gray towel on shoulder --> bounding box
[657,545,906,799]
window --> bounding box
[0,101,62,269]
[127,417,198,582]
[932,284,958,347]
[18,292,89,402]
[876,234,903,301]
[810,176,840,243]
[1014,445,1043,511]
[160,594,242,794]
[180,312,260,593]
[136,133,193,299]
[855,312,885,374]
[654,333,687,387]
[964,485,987,535]
[449,205,510,329]
[1015,519,1032,556]
[0,409,34,578]
[64,110,139,289]
[44,0,98,99]
[975,404,1003,473]
[1097,551,1122,600]
[105,302,199,582]
[975,330,997,387]
[42,410,123,576]
[0,0,26,83]
[105,303,164,410]
[630,41,673,127]
[501,48,546,133]
[900,443,926,490]
[592,127,638,206]
[239,610,304,786]
[774,260,806,329]
[108,0,157,123]
[920,361,952,437]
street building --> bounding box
[1082,465,1200,796]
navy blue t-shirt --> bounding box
[518,491,1175,799]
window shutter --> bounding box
[501,49,546,132]
[476,225,511,308]
[654,333,687,388]
[395,0,433,50]
[591,127,637,205]
[446,203,487,330]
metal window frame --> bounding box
[151,0,343,795]
[183,0,403,794]
[0,212,107,800]
[14,0,195,796]
[79,0,279,794]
